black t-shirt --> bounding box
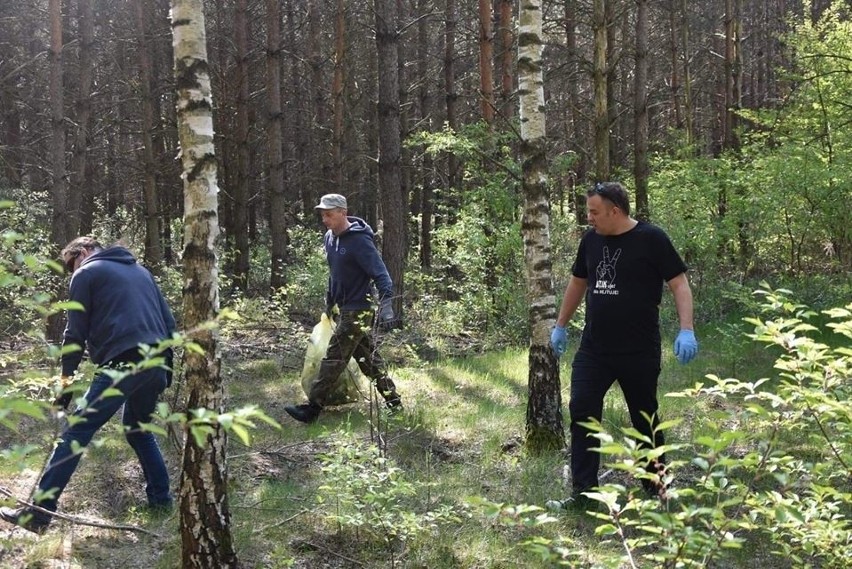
[572,221,687,355]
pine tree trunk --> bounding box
[519,0,564,455]
[417,0,433,269]
[667,0,682,129]
[69,0,94,238]
[134,0,164,270]
[308,0,330,197]
[633,0,650,221]
[397,0,412,227]
[233,0,250,291]
[443,0,459,215]
[592,0,609,181]
[332,0,346,191]
[171,0,237,566]
[478,0,494,124]
[564,0,585,223]
[498,0,514,121]
[48,0,68,248]
[375,0,405,320]
[267,0,288,290]
[680,0,694,148]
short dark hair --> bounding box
[587,182,630,215]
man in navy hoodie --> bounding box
[285,194,402,423]
[0,237,176,533]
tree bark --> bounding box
[48,0,68,248]
[667,0,682,129]
[417,0,433,269]
[332,0,346,191]
[444,0,459,209]
[375,0,405,320]
[171,0,237,565]
[308,0,330,197]
[498,0,514,121]
[233,0,250,291]
[564,0,585,223]
[267,0,288,290]
[478,0,494,124]
[680,0,694,148]
[519,0,564,455]
[592,0,609,181]
[633,0,649,221]
[723,0,740,152]
[69,0,94,238]
[134,0,164,270]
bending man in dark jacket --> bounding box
[285,193,402,423]
[1,237,176,534]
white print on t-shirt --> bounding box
[594,246,621,295]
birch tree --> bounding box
[171,0,237,566]
[519,0,564,454]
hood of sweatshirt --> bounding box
[325,216,373,251]
[79,246,138,269]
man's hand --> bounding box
[53,375,73,410]
[673,329,698,364]
[54,392,72,410]
[164,348,174,388]
[325,303,339,320]
[378,298,395,332]
[550,325,568,358]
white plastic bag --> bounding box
[299,313,365,405]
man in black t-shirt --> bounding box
[549,182,698,509]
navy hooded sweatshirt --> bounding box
[324,216,394,311]
[61,246,176,376]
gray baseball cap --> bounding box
[314,193,347,210]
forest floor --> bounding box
[0,315,781,568]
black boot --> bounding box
[284,401,322,424]
[384,395,403,413]
[0,506,52,534]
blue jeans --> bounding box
[569,348,663,494]
[36,366,172,512]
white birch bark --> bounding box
[519,0,564,453]
[171,1,237,566]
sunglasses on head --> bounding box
[592,183,627,210]
[593,182,612,197]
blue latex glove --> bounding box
[673,329,698,364]
[550,325,568,358]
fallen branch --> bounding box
[294,538,365,567]
[252,507,311,534]
[0,486,162,538]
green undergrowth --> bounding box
[2,299,847,568]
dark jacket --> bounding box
[324,216,393,311]
[61,246,176,376]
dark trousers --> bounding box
[309,309,398,407]
[569,348,663,494]
[37,364,172,512]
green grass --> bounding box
[0,321,829,568]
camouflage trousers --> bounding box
[309,309,399,407]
